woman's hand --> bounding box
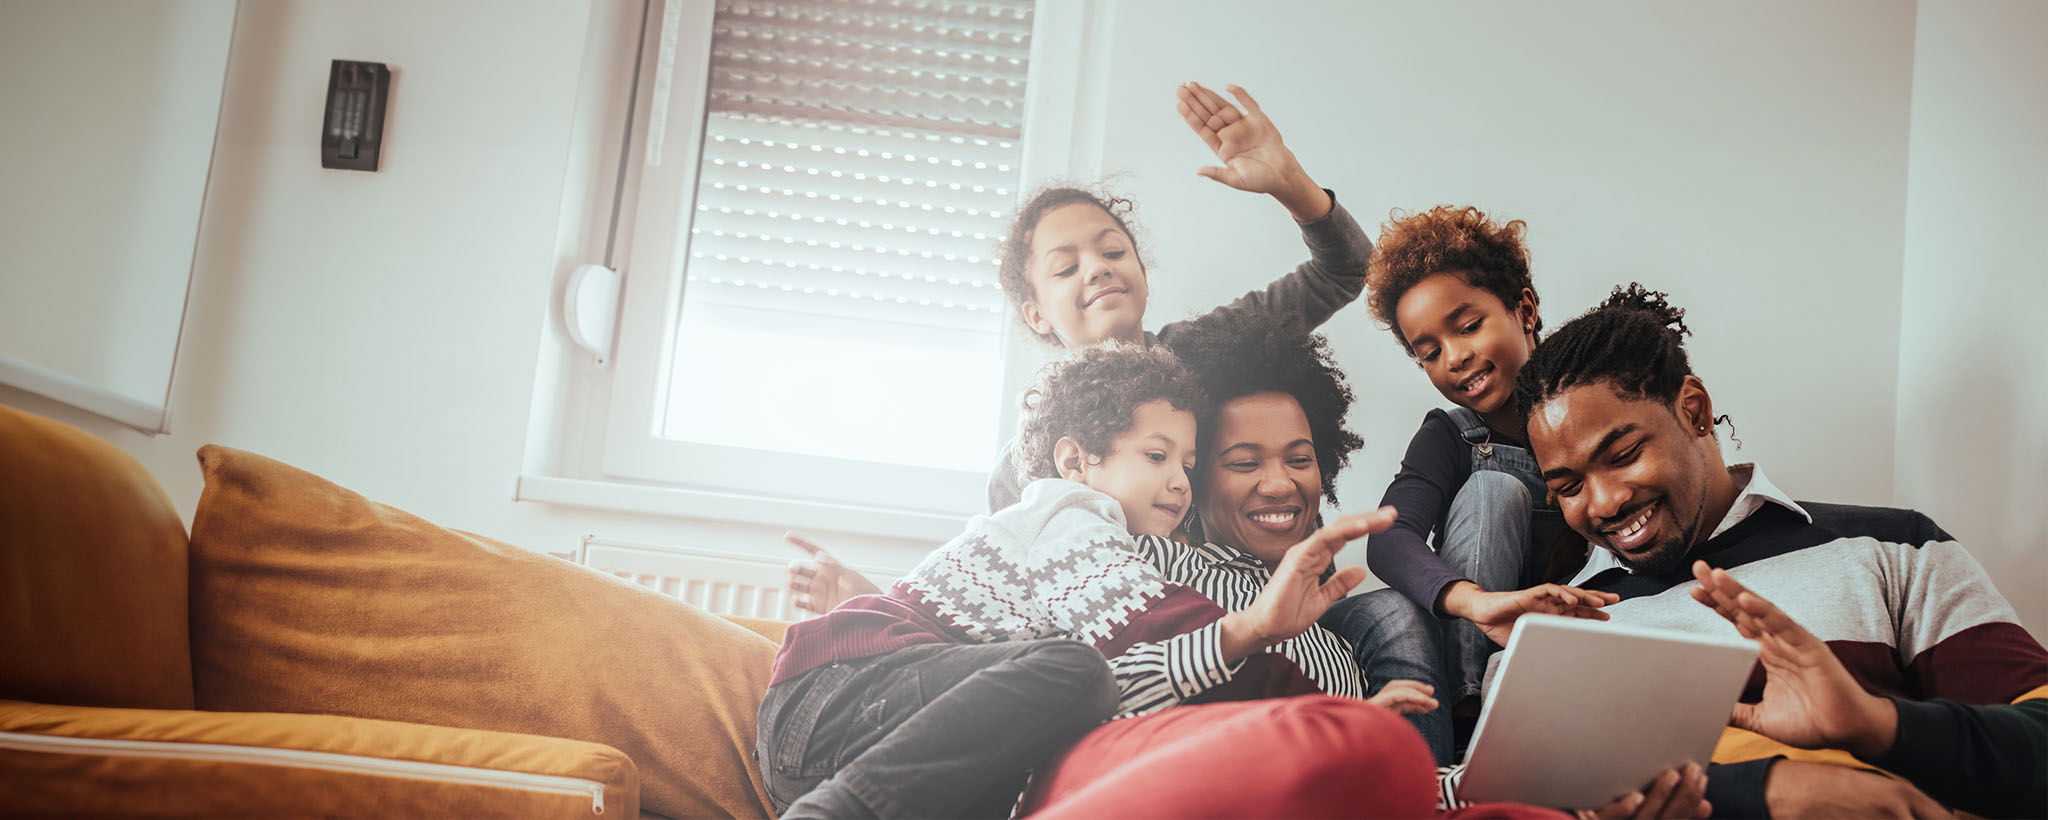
[1441,581,1620,647]
[1688,561,1899,758]
[1219,507,1395,662]
[1174,81,1330,221]
[1575,762,1711,820]
[1366,679,1438,716]
[784,531,881,614]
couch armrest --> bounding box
[0,699,638,818]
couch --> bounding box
[0,403,789,818]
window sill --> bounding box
[511,473,962,543]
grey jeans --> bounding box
[757,639,1117,819]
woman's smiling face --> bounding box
[1197,391,1322,563]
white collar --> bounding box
[1567,463,1811,584]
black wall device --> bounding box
[322,60,389,171]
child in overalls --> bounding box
[1321,206,1617,765]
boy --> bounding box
[755,342,1206,819]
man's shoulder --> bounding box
[1794,501,1952,546]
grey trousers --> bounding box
[757,639,1117,819]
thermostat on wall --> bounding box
[322,60,389,171]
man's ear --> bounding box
[1053,436,1089,482]
[1020,300,1056,339]
[1675,375,1715,437]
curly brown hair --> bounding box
[1013,342,1207,487]
[996,185,1147,346]
[1366,205,1539,352]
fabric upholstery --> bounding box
[0,404,193,710]
[186,445,778,819]
[0,698,636,818]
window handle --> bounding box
[565,264,624,367]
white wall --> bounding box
[1894,0,2048,641]
[3,1,2038,637]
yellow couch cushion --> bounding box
[0,699,636,818]
[186,445,778,819]
[0,404,193,710]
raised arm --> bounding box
[1175,81,1329,222]
[1690,561,2046,818]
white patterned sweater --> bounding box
[770,478,1364,718]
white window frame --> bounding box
[518,0,1113,542]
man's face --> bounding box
[1526,382,1715,576]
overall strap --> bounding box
[1444,407,1493,450]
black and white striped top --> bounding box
[1129,534,1364,703]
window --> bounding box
[571,0,1075,531]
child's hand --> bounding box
[784,532,881,614]
[1366,679,1438,716]
[1220,508,1394,662]
[1174,82,1330,221]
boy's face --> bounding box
[1021,203,1149,347]
[1075,399,1198,538]
[1394,272,1538,424]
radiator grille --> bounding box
[572,536,899,622]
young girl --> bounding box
[787,81,1375,612]
[1331,206,1614,753]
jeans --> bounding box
[1319,587,1453,765]
[1439,470,1550,703]
[757,639,1117,819]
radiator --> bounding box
[571,535,898,622]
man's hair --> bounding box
[1167,311,1362,505]
[1366,205,1539,352]
[1514,283,1694,417]
[996,185,1146,346]
[1013,342,1207,486]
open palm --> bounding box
[1689,562,1895,755]
[1175,82,1306,196]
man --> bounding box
[1514,284,2047,818]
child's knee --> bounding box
[1022,638,1118,718]
[1260,697,1439,813]
[1453,469,1531,516]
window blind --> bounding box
[683,0,1035,332]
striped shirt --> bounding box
[1570,465,2048,818]
[771,478,1362,719]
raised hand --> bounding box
[1576,762,1711,820]
[784,531,882,615]
[1688,561,1898,758]
[1219,507,1395,662]
[1446,582,1620,647]
[1367,679,1438,716]
[1174,81,1330,221]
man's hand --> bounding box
[784,532,881,615]
[1219,507,1395,662]
[1688,561,1898,757]
[1763,760,1951,819]
[1441,581,1619,647]
[1174,81,1330,221]
[1576,762,1710,820]
[1366,679,1438,716]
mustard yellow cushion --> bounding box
[186,446,777,819]
[0,699,636,818]
[0,404,193,710]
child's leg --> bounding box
[776,639,1116,820]
[1020,695,1441,818]
[1319,588,1455,765]
[1435,471,1534,705]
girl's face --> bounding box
[1197,391,1322,564]
[1021,203,1149,347]
[1394,272,1539,430]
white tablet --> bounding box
[1456,614,1759,809]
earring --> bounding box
[1698,425,1709,433]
